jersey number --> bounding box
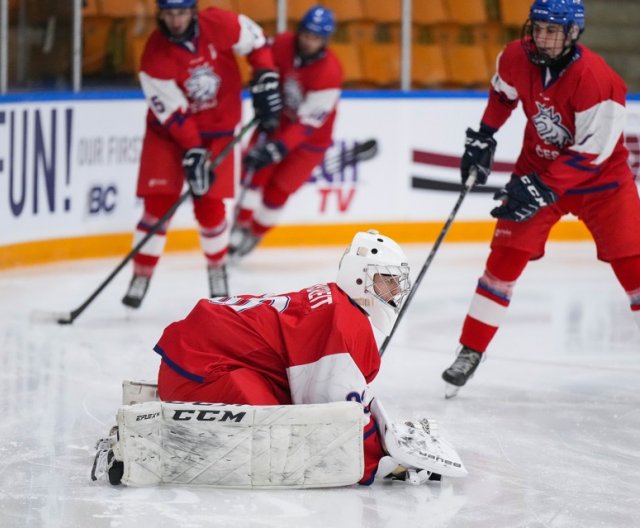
[150,96,166,113]
[208,295,290,313]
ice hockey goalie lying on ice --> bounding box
[92,231,467,488]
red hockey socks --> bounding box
[610,255,640,329]
[132,210,170,277]
[459,247,531,352]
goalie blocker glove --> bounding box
[491,172,558,222]
[461,127,497,185]
[182,147,215,197]
[250,69,283,133]
[244,140,287,172]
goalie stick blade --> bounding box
[29,309,74,325]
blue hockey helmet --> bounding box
[299,5,336,39]
[568,0,585,32]
[156,0,198,43]
[529,0,574,28]
[524,0,582,66]
[157,0,197,9]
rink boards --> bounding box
[1,91,639,268]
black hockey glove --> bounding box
[461,127,497,185]
[490,172,558,222]
[250,69,283,133]
[243,140,287,172]
[182,147,215,197]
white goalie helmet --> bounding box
[337,230,411,336]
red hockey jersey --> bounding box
[269,32,342,151]
[138,8,274,152]
[482,41,633,194]
[154,282,384,483]
[155,282,379,399]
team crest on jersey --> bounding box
[533,102,573,148]
[185,64,220,109]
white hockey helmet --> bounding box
[337,230,411,336]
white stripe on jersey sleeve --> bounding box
[232,14,267,56]
[572,100,626,165]
[287,353,367,405]
[490,72,518,101]
[298,88,341,128]
[139,71,189,125]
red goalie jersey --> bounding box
[155,283,385,484]
[483,41,633,195]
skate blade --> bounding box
[444,383,461,399]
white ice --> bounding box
[1,242,638,528]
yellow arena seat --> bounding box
[412,43,448,88]
[360,43,401,87]
[499,0,530,27]
[444,0,488,25]
[413,0,449,26]
[446,44,491,87]
[235,0,277,23]
[330,42,365,86]
[100,0,148,18]
[361,0,401,24]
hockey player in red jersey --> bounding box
[229,5,343,258]
[154,230,417,484]
[121,0,283,309]
[442,0,640,397]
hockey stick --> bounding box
[379,170,477,357]
[231,138,378,229]
[36,118,258,326]
[321,139,378,175]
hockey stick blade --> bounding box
[30,309,75,325]
[321,139,378,174]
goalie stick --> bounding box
[379,170,478,356]
[231,138,378,229]
[34,118,259,326]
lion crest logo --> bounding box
[533,102,573,149]
[185,65,220,105]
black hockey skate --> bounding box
[442,346,483,399]
[207,265,228,298]
[122,274,151,309]
[228,226,262,259]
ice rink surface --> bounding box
[1,241,638,528]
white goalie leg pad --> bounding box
[114,400,366,488]
[370,399,468,478]
[122,380,159,405]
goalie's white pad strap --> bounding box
[370,399,467,478]
[122,380,159,405]
[115,400,365,488]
